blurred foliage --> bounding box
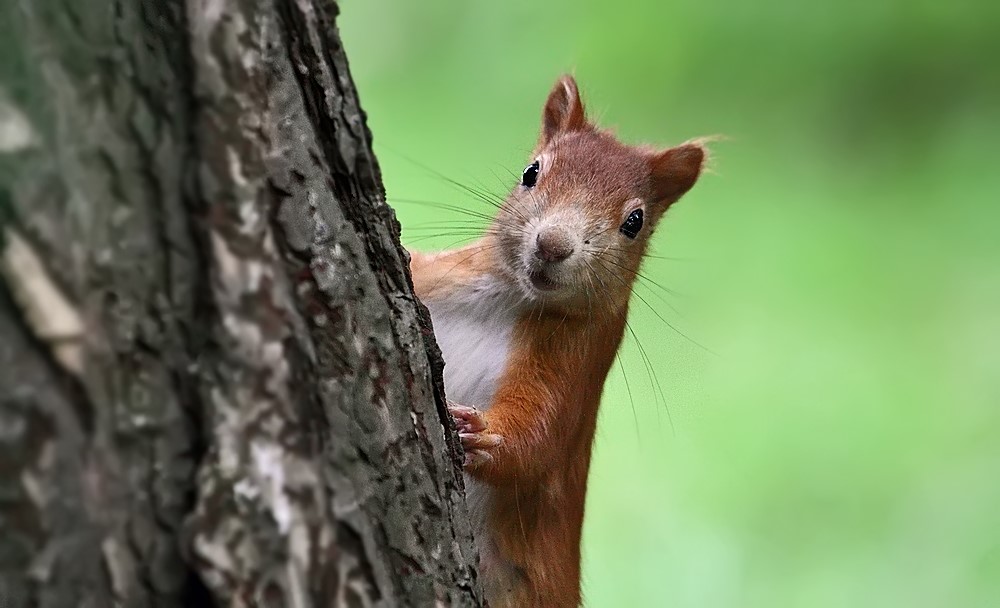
[342,1,1000,606]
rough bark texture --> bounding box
[0,1,482,607]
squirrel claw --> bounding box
[449,402,502,469]
[464,449,494,468]
[460,431,503,450]
[448,402,487,433]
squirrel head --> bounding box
[492,75,706,312]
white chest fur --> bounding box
[424,278,519,411]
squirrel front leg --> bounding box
[453,381,566,487]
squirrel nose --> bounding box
[535,228,574,263]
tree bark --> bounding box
[0,1,482,607]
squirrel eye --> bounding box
[619,209,644,239]
[521,160,540,188]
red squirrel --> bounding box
[409,75,706,607]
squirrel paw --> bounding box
[449,402,503,468]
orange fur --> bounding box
[410,75,706,607]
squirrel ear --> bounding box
[540,75,586,145]
[649,141,705,204]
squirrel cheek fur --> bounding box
[409,75,706,607]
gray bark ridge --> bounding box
[0,0,482,607]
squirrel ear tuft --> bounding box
[540,75,586,145]
[649,141,705,204]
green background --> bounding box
[341,1,1000,605]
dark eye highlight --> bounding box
[521,160,540,187]
[619,209,644,239]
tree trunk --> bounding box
[0,1,482,606]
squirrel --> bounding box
[409,75,706,607]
